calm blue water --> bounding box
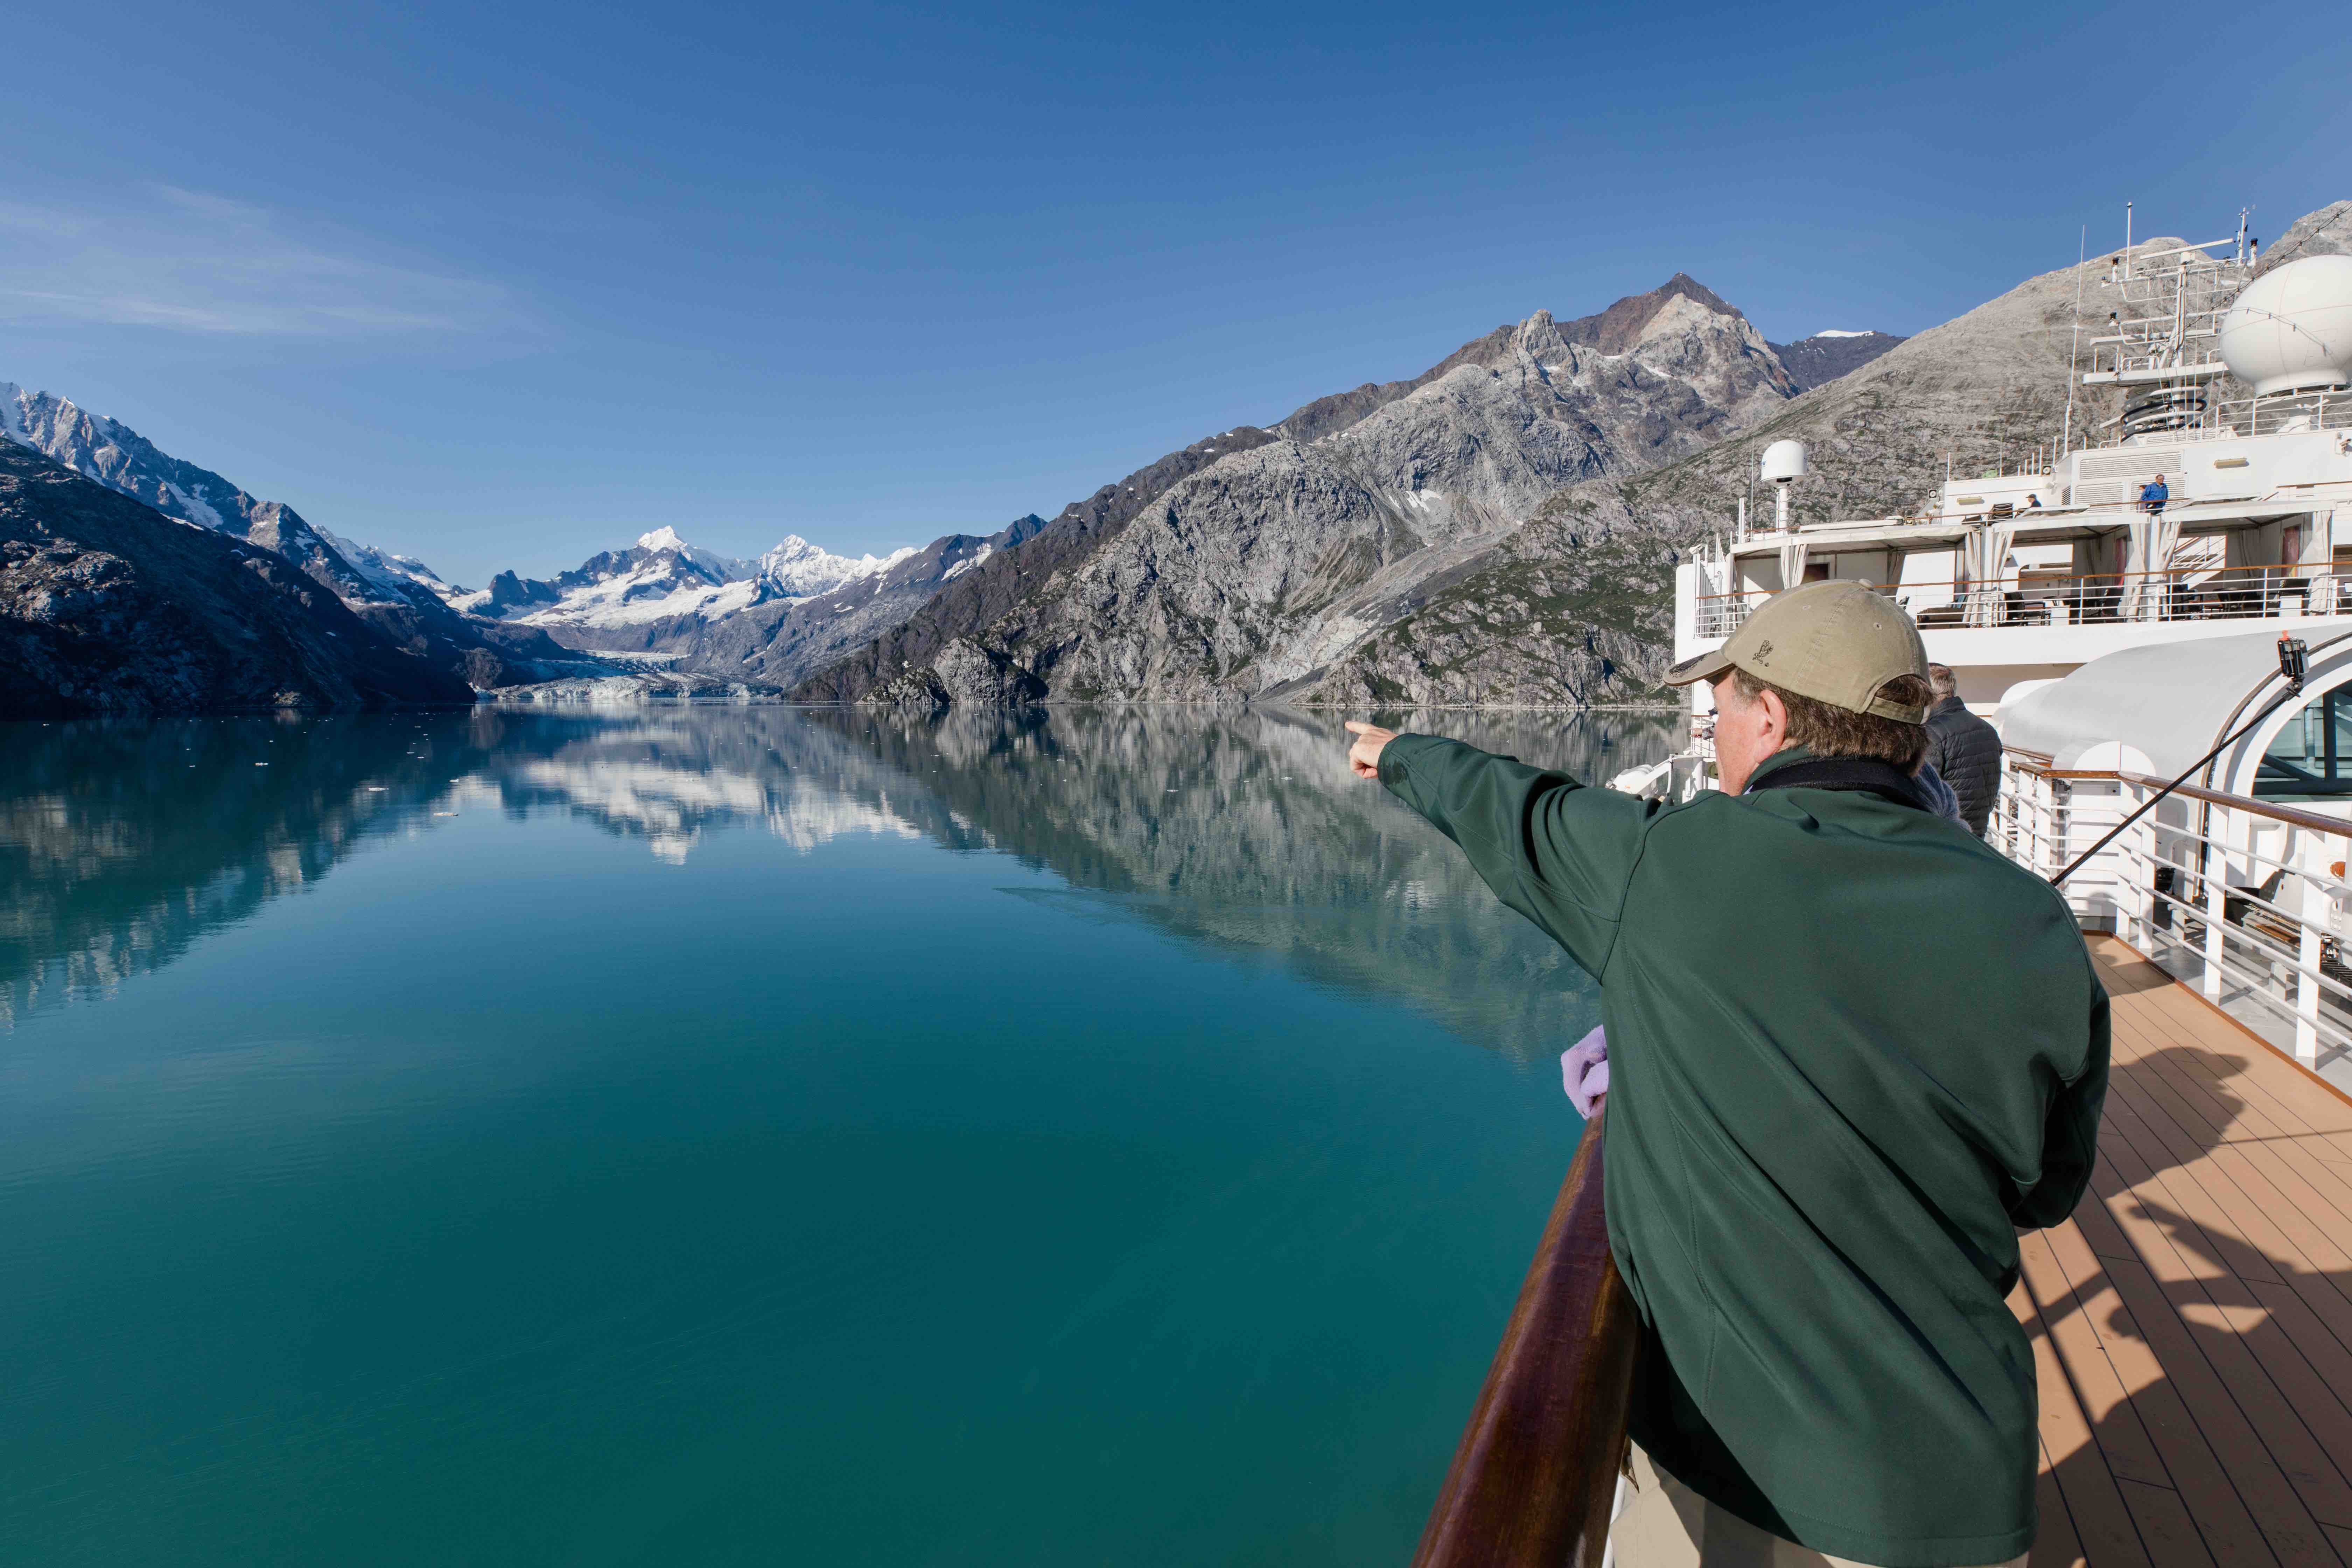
[0,705,1673,1565]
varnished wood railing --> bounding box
[1410,1111,1639,1568]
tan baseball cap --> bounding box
[1664,579,1931,723]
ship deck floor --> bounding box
[2022,936,2352,1565]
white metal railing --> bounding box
[1996,751,2352,1068]
[1693,565,2352,640]
[2197,392,2352,440]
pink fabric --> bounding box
[1561,1025,1609,1117]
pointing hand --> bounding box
[1345,722,1397,779]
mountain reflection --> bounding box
[0,714,488,1021]
[0,705,1676,1054]
[794,706,1678,1061]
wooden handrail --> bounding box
[2113,772,2352,838]
[1410,1111,1638,1568]
[2004,752,2352,841]
[2009,747,2352,839]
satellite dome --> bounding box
[2217,255,2352,397]
[1760,439,1809,483]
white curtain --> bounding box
[2119,514,2180,622]
[1963,524,2015,627]
[1778,538,1809,593]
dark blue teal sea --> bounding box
[0,705,1671,1565]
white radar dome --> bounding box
[1760,439,1808,483]
[2217,255,2352,397]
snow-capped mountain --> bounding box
[0,380,596,689]
[4,375,985,681]
[320,527,463,602]
[460,527,917,645]
[1,382,399,604]
[452,528,752,629]
[755,535,916,599]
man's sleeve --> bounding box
[2009,974,2113,1230]
[1377,733,1655,978]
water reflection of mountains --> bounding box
[1,706,1676,1056]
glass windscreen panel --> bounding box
[2256,685,2352,797]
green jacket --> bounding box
[1379,737,2108,1568]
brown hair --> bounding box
[1732,669,1932,772]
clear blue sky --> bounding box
[5,0,2347,587]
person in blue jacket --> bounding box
[2139,474,2169,515]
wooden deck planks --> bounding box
[2035,1434,2092,1568]
[2037,1218,2277,1566]
[2095,955,2352,1525]
[2021,1272,2157,1567]
[2022,1230,2171,1489]
[2018,938,2352,1564]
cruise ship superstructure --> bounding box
[1675,216,2352,769]
[1653,216,2352,1083]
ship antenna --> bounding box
[2062,225,2086,457]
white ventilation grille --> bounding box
[2076,450,2182,483]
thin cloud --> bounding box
[0,189,514,337]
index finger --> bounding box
[1344,721,1375,735]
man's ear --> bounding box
[1754,685,1790,746]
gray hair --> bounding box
[1927,663,1958,699]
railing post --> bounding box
[2131,783,2159,950]
[2047,777,2068,886]
[2298,828,2326,1064]
[2047,776,2069,887]
[2203,808,2230,1000]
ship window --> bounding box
[2256,686,2352,798]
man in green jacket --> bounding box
[1346,581,2107,1568]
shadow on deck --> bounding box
[2023,936,2352,1566]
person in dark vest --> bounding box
[1923,663,2003,837]
[1345,580,2107,1567]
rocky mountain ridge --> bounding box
[0,384,583,690]
[0,439,473,717]
[1281,239,2176,708]
[1769,330,1907,392]
[826,273,1816,706]
[0,379,946,696]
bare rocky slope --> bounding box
[2256,202,2352,274]
[800,274,1807,706]
[1282,239,2186,708]
[0,441,473,718]
[790,427,1283,702]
